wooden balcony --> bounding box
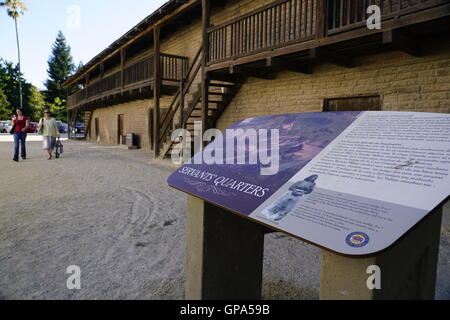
[206,0,450,71]
[68,53,189,110]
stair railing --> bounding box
[159,46,203,147]
[83,111,93,140]
[68,108,79,140]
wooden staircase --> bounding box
[68,108,92,140]
[81,111,93,139]
[158,47,244,159]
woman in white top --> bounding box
[38,109,60,160]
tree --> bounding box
[0,88,12,119]
[0,59,30,115]
[0,0,27,109]
[47,97,66,121]
[44,31,75,109]
[0,59,41,121]
[28,86,45,120]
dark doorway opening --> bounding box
[118,114,124,144]
[95,118,100,141]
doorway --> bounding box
[118,114,124,144]
[95,118,100,141]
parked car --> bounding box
[0,120,12,133]
[60,123,68,133]
[74,122,85,134]
[56,121,68,133]
[26,122,39,133]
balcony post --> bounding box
[85,74,89,100]
[201,0,210,142]
[120,48,125,89]
[179,79,185,128]
[153,26,161,157]
[316,0,327,40]
[100,63,105,79]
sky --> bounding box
[0,0,168,89]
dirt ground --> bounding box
[0,135,449,300]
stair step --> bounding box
[189,112,217,118]
[208,83,236,88]
[190,109,218,114]
[209,73,239,82]
[208,92,228,96]
[198,100,222,104]
[193,107,221,111]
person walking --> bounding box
[11,108,29,162]
[38,109,60,160]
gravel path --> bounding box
[0,135,448,300]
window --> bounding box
[324,95,382,112]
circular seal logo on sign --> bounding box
[346,232,370,248]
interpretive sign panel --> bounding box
[168,112,450,255]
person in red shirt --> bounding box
[11,108,30,162]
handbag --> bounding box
[9,123,15,134]
[55,138,63,158]
[38,118,44,135]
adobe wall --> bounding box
[217,43,450,130]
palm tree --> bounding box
[1,0,27,109]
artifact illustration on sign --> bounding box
[261,175,318,222]
[168,111,450,255]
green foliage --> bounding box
[28,86,45,120]
[0,88,12,119]
[47,97,67,122]
[44,31,75,106]
[0,59,44,121]
[0,0,27,19]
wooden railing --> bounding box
[207,0,449,64]
[161,53,189,82]
[159,47,202,146]
[208,0,317,63]
[68,53,189,108]
[68,88,86,107]
[123,56,153,86]
[87,71,121,97]
[327,0,448,34]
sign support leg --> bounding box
[186,195,265,300]
[320,206,443,300]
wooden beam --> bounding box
[266,57,313,74]
[209,71,239,83]
[65,0,199,86]
[310,47,354,68]
[383,30,421,57]
[153,26,161,157]
[315,0,327,40]
[85,74,89,100]
[201,0,210,138]
[100,63,105,79]
[230,65,277,80]
[120,48,125,89]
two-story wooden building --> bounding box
[64,0,450,158]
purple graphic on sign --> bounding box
[168,112,361,215]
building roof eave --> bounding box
[64,0,195,87]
